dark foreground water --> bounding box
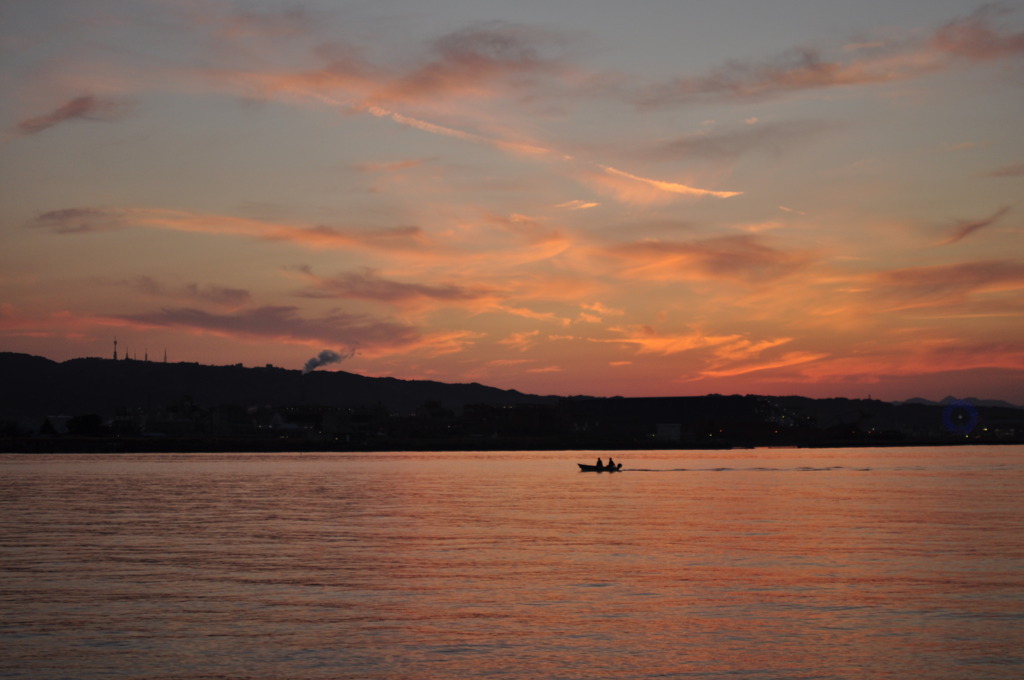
[1,447,1022,679]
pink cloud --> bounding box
[598,326,742,356]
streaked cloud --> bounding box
[985,162,1024,177]
[638,120,840,162]
[16,95,131,135]
[697,351,827,379]
[112,305,421,353]
[293,267,495,306]
[604,234,812,284]
[2,2,1021,402]
[939,206,1011,245]
[599,326,742,356]
[871,259,1024,311]
[526,365,563,373]
[107,276,251,308]
[369,21,569,106]
[499,330,542,352]
[29,207,429,251]
[636,5,1024,106]
[597,165,741,200]
[555,200,599,210]
[930,3,1024,60]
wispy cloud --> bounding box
[368,21,569,106]
[984,162,1024,177]
[930,3,1024,60]
[218,7,313,40]
[499,329,542,352]
[105,275,251,308]
[939,206,1011,245]
[871,259,1024,311]
[526,365,563,373]
[696,350,827,379]
[555,199,599,210]
[604,234,812,284]
[293,267,495,306]
[598,165,741,200]
[637,120,840,162]
[112,305,421,353]
[577,301,623,324]
[636,5,1024,106]
[29,207,428,251]
[598,326,742,356]
[16,94,131,135]
[28,207,126,234]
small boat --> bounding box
[578,463,623,472]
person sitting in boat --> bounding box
[596,457,603,468]
[607,456,616,470]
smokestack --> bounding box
[302,349,353,374]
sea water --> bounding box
[1,447,1022,679]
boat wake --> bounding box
[622,465,873,472]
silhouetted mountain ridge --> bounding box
[3,352,1023,451]
[0,352,557,421]
[896,396,1023,410]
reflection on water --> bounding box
[2,447,1022,679]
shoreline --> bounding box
[3,436,1021,455]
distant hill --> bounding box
[3,352,1022,451]
[897,396,1023,410]
[0,352,557,423]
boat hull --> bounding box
[578,463,622,472]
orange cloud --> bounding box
[555,200,599,210]
[577,301,623,324]
[598,165,741,200]
[599,326,742,356]
[698,351,827,379]
[526,365,563,373]
[499,330,542,352]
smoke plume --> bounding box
[302,348,352,374]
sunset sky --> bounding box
[2,0,1022,402]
